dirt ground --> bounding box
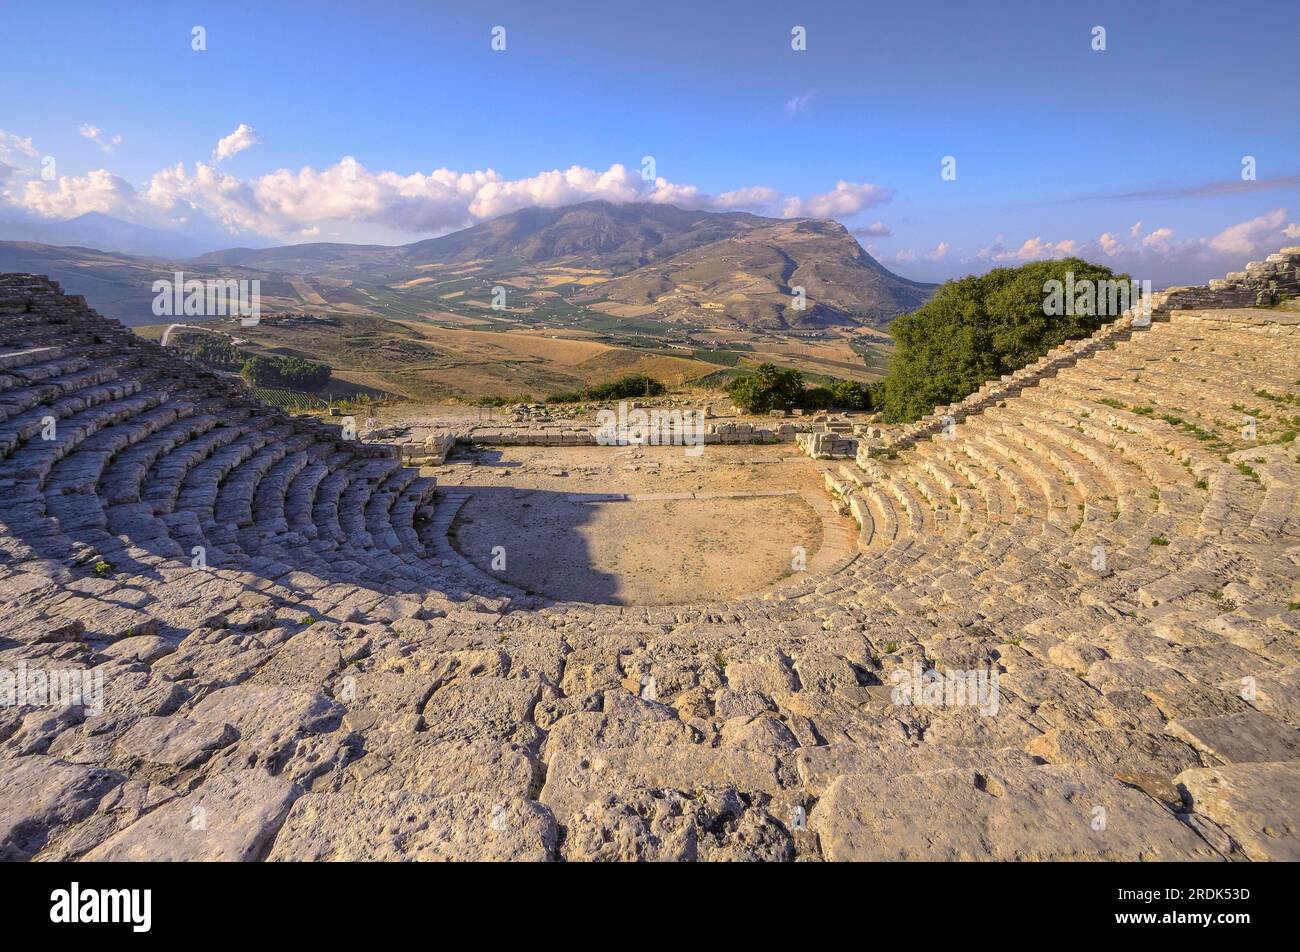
[434,443,849,605]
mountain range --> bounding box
[0,202,935,327]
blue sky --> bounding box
[1,0,1297,283]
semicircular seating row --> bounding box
[1,273,1298,645]
[0,275,532,641]
[821,309,1300,640]
[3,273,1300,863]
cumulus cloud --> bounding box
[6,145,893,239]
[783,180,893,218]
[1142,226,1174,250]
[213,123,262,162]
[1207,208,1293,256]
[985,236,1079,262]
[712,185,782,210]
[17,168,138,219]
[906,209,1298,286]
[0,130,40,185]
[79,124,122,153]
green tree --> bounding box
[828,379,871,410]
[728,363,804,412]
[585,374,666,400]
[876,258,1128,422]
[240,354,331,391]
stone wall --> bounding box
[1156,247,1300,311]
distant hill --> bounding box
[568,213,934,327]
[0,212,223,259]
[1,201,935,328]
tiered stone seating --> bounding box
[2,270,1298,863]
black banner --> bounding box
[0,860,1282,938]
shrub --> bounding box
[828,379,872,411]
[876,258,1129,422]
[727,363,804,413]
[544,390,587,404]
[240,354,331,391]
[543,375,665,403]
[798,386,834,411]
[176,333,244,369]
[586,374,666,401]
[471,394,534,407]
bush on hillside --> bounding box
[471,393,535,407]
[545,374,666,403]
[727,363,804,413]
[798,386,834,411]
[875,258,1129,422]
[176,333,244,370]
[240,354,331,392]
[827,379,873,411]
[586,374,666,400]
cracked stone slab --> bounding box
[189,683,345,764]
[795,743,1039,797]
[811,762,1220,861]
[1176,761,1300,861]
[0,756,123,860]
[541,746,783,827]
[85,769,300,861]
[115,715,238,769]
[1166,711,1300,764]
[265,789,557,861]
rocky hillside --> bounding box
[2,202,933,329]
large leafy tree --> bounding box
[876,258,1129,422]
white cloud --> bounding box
[712,185,782,210]
[1129,220,1143,237]
[784,90,817,118]
[783,180,893,218]
[0,129,38,163]
[851,221,893,238]
[1099,232,1122,256]
[1208,208,1293,256]
[17,168,138,218]
[1142,226,1174,250]
[989,236,1079,262]
[79,124,122,153]
[213,123,262,162]
[6,148,894,239]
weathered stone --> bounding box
[266,789,556,861]
[0,756,122,860]
[541,746,783,827]
[1026,727,1200,777]
[1166,711,1300,764]
[189,683,345,768]
[85,769,300,861]
[812,763,1218,861]
[1177,761,1300,861]
[115,715,238,769]
[421,674,541,745]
